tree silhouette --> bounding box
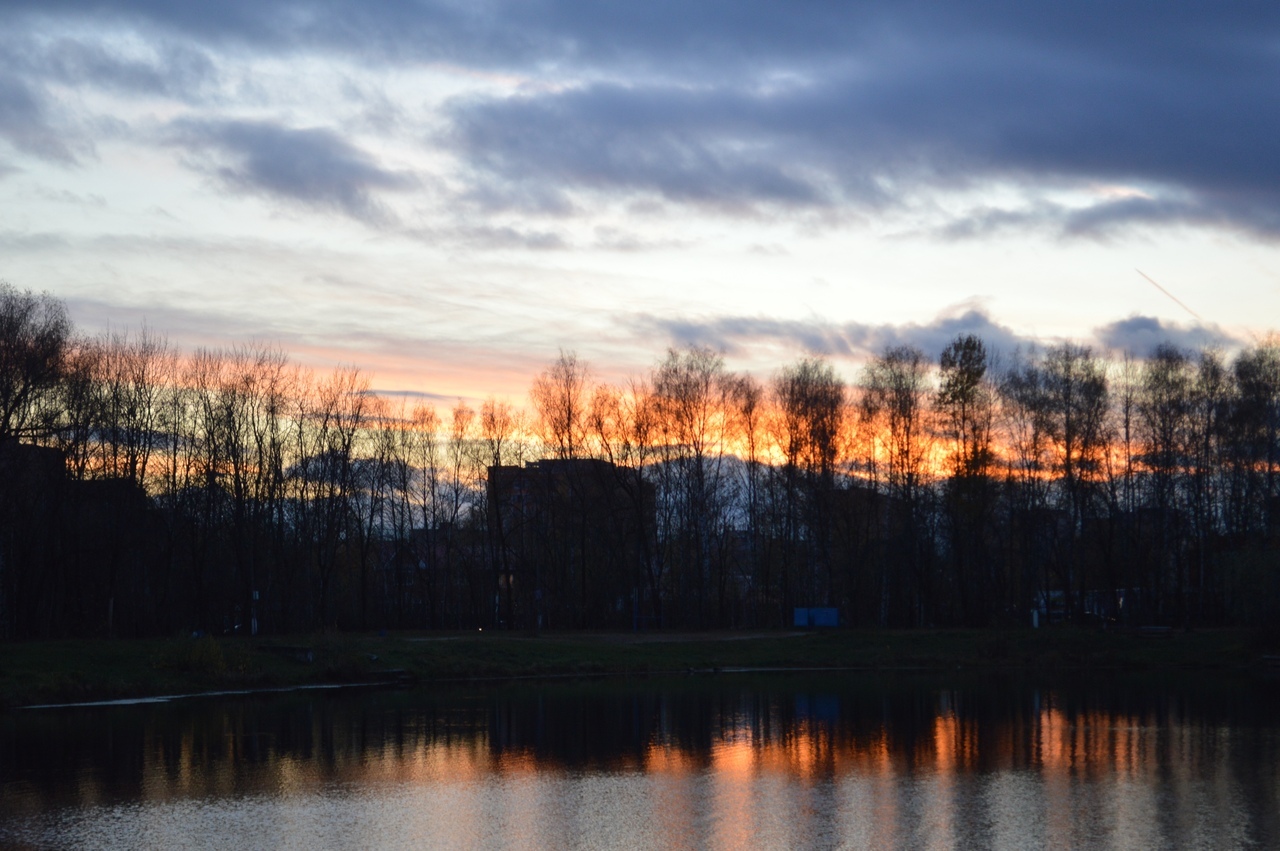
[4,287,1280,636]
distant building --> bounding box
[0,438,156,637]
[488,458,655,629]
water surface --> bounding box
[2,673,1278,849]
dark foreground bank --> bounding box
[0,627,1273,709]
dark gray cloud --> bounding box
[631,308,1032,361]
[1094,315,1238,356]
[1,1,503,66]
[0,33,215,164]
[449,85,844,214]
[1063,197,1280,241]
[31,38,216,99]
[635,308,1246,364]
[17,1,1252,83]
[3,2,1279,236]
[940,195,1280,243]
[168,119,417,224]
[0,71,75,162]
[444,45,1280,232]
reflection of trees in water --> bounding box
[4,676,1279,814]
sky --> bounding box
[1,1,1276,401]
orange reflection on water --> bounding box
[8,684,1277,851]
[643,740,702,850]
[495,748,540,776]
[931,709,978,773]
[710,736,756,851]
[643,740,698,776]
[37,686,1267,848]
[1028,698,1165,779]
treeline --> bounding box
[1,282,1278,637]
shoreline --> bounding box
[2,626,1271,710]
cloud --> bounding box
[630,307,1033,361]
[32,38,217,99]
[591,226,691,252]
[0,71,76,162]
[0,32,216,166]
[448,224,567,251]
[936,195,1280,243]
[1093,315,1239,356]
[398,222,569,251]
[168,119,417,224]
[31,186,107,207]
[0,1,513,67]
[443,49,1280,234]
[431,4,1280,236]
[447,84,840,214]
[0,229,69,251]
[63,291,283,349]
[369,388,457,403]
[635,309,1248,366]
[3,2,1280,238]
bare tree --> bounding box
[936,334,997,624]
[1139,344,1194,512]
[480,395,524,626]
[531,350,589,460]
[51,336,106,481]
[727,374,768,624]
[652,346,734,626]
[303,366,373,630]
[608,378,665,626]
[440,400,477,627]
[0,283,72,442]
[481,397,523,468]
[862,346,933,498]
[773,358,845,612]
[1040,343,1110,621]
[1188,349,1230,622]
[937,335,995,481]
[1135,344,1195,619]
[861,345,934,625]
[1229,337,1280,534]
[408,403,443,624]
[96,326,174,487]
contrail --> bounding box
[1135,269,1202,323]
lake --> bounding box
[2,672,1278,849]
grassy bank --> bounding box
[0,627,1270,709]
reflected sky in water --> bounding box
[2,674,1278,849]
